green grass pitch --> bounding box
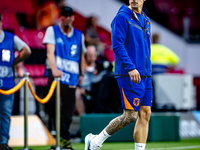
[13,138,200,150]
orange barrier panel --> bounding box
[28,80,57,104]
[0,79,25,95]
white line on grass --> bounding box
[120,145,200,150]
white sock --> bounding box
[135,143,146,150]
[92,129,111,146]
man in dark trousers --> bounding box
[43,6,86,150]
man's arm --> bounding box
[43,26,62,78]
[13,44,31,66]
[13,35,31,66]
[78,33,86,85]
[78,53,85,85]
[111,14,135,72]
[46,43,62,78]
[111,14,140,83]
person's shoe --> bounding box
[0,144,13,150]
[84,133,101,150]
[60,139,74,150]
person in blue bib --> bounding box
[0,13,31,150]
[43,6,86,150]
[84,0,152,150]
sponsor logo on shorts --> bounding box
[133,98,140,107]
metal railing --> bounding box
[0,72,61,150]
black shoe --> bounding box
[71,130,81,138]
[60,139,74,150]
[0,144,13,150]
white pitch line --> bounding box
[146,146,200,150]
[120,145,200,150]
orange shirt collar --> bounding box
[128,5,139,20]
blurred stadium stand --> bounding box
[121,0,200,43]
[0,0,200,143]
[0,0,34,14]
[0,0,113,87]
[0,0,199,110]
[0,0,46,86]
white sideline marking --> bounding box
[146,146,200,150]
[121,145,200,150]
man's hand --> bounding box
[78,75,84,86]
[15,62,25,77]
[78,87,86,95]
[52,68,63,78]
[128,69,141,84]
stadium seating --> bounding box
[24,65,48,86]
[16,29,46,49]
[120,0,200,42]
[1,13,19,32]
[0,0,34,14]
[1,0,113,83]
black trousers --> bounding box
[46,69,76,140]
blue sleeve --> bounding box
[111,13,135,72]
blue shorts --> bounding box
[116,76,153,111]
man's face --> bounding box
[129,0,146,9]
[61,14,74,27]
[86,47,96,64]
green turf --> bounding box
[13,146,51,150]
[13,138,200,150]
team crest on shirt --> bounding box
[133,98,140,107]
[71,44,78,57]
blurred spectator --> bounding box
[36,1,59,29]
[0,13,31,150]
[75,45,97,115]
[90,61,122,113]
[151,33,180,111]
[151,33,180,75]
[43,6,86,150]
[85,16,105,58]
